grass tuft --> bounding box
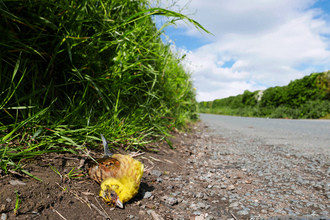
[0,0,210,179]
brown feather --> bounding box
[88,154,141,185]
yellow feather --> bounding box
[99,157,144,204]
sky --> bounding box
[159,0,330,102]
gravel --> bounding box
[138,115,330,219]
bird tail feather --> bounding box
[101,134,113,157]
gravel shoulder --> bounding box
[1,115,330,220]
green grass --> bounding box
[0,0,211,180]
[14,189,21,216]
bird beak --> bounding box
[115,199,123,209]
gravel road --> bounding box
[135,114,330,220]
[185,114,330,219]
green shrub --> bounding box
[198,72,330,119]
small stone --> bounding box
[320,211,329,215]
[195,192,204,198]
[229,202,239,207]
[156,178,163,183]
[129,215,134,219]
[314,185,322,190]
[221,184,227,189]
[167,185,173,190]
[5,198,11,203]
[31,211,39,215]
[228,185,235,190]
[1,213,7,220]
[261,209,267,214]
[143,192,152,199]
[190,203,198,210]
[196,202,206,209]
[193,211,202,215]
[237,210,249,215]
[166,197,178,206]
[9,180,26,186]
[150,170,162,177]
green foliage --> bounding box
[259,73,324,108]
[316,70,330,99]
[0,0,211,178]
[198,72,330,119]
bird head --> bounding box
[100,180,124,208]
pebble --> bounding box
[150,170,162,177]
[9,180,26,186]
[167,185,173,190]
[1,213,7,220]
[229,202,239,207]
[228,185,235,190]
[237,210,249,215]
[166,197,178,206]
[196,202,206,209]
[142,191,152,199]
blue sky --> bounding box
[160,0,330,101]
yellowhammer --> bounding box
[88,134,144,208]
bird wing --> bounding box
[88,157,121,183]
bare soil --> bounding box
[0,123,205,220]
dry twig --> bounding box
[148,156,163,162]
[51,207,67,220]
[94,197,112,220]
[150,210,161,220]
[230,211,238,220]
[130,151,145,157]
[140,156,154,165]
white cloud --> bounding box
[164,0,330,101]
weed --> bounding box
[14,190,21,216]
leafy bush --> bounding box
[198,72,330,119]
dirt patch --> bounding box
[0,123,206,220]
